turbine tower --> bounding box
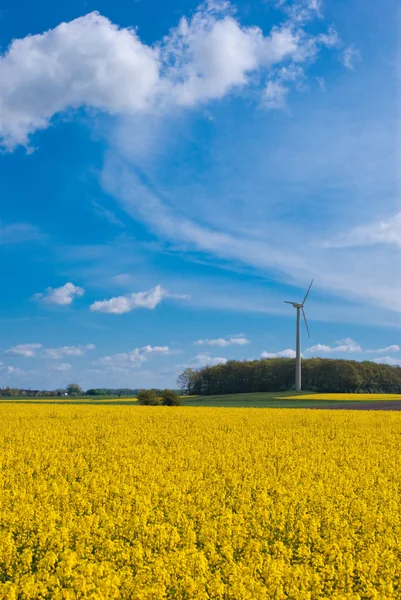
[284,280,313,392]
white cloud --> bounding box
[95,345,170,371]
[90,284,188,314]
[305,343,331,353]
[263,81,289,109]
[90,284,165,314]
[0,222,42,244]
[163,13,261,106]
[103,148,401,318]
[0,362,21,375]
[372,356,401,367]
[306,338,362,354]
[307,340,400,356]
[0,2,341,149]
[92,200,124,227]
[34,282,84,306]
[5,343,42,357]
[0,12,160,149]
[44,344,95,359]
[342,44,360,70]
[190,353,227,366]
[318,27,340,49]
[52,363,72,372]
[366,345,400,354]
[326,213,401,250]
[261,348,297,358]
[112,273,134,285]
[195,335,249,347]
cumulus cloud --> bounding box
[366,345,400,354]
[372,356,401,367]
[190,353,227,366]
[0,12,159,149]
[90,284,188,314]
[5,343,42,357]
[195,335,249,347]
[307,339,400,355]
[95,345,170,371]
[306,338,362,354]
[0,1,342,149]
[34,282,84,306]
[261,348,297,358]
[305,343,331,353]
[44,344,95,359]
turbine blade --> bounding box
[283,301,295,304]
[302,279,314,305]
[302,307,310,338]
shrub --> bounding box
[137,390,160,406]
[161,389,182,406]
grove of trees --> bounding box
[86,388,140,397]
[177,358,401,396]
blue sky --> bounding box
[0,0,400,390]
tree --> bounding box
[177,368,199,395]
[4,387,18,397]
[177,358,401,396]
[137,390,160,405]
[161,389,182,406]
[66,383,83,396]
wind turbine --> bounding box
[284,280,313,392]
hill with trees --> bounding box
[178,358,401,396]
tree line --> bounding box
[0,385,142,398]
[177,358,401,395]
[0,384,182,399]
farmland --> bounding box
[3,391,401,409]
[1,404,401,598]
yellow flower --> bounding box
[1,405,401,598]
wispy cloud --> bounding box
[366,345,400,354]
[324,213,401,250]
[0,222,42,245]
[94,345,170,371]
[5,343,42,357]
[91,200,124,227]
[43,344,95,360]
[52,363,72,372]
[306,338,362,353]
[341,44,360,70]
[195,335,249,347]
[307,339,400,355]
[0,362,21,375]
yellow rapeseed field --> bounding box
[286,393,401,401]
[1,405,401,599]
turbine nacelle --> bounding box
[283,279,313,339]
